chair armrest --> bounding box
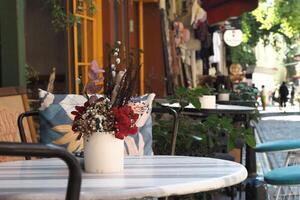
[152,107,179,155]
[17,111,39,143]
[0,142,82,200]
[255,139,300,153]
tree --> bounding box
[240,0,300,79]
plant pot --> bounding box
[218,93,230,101]
[84,131,124,173]
[229,148,241,163]
[199,95,216,109]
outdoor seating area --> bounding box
[1,0,300,200]
[0,86,257,199]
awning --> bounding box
[202,0,258,25]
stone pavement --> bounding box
[256,104,300,172]
[255,104,300,198]
[258,103,300,117]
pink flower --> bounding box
[84,60,105,94]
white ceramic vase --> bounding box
[84,131,124,173]
[199,95,216,109]
[218,93,230,101]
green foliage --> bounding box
[167,87,215,111]
[230,83,259,102]
[85,0,97,16]
[152,113,256,156]
[46,0,96,32]
[25,64,39,84]
[250,108,261,123]
[199,115,255,152]
[241,0,300,47]
[241,13,263,47]
[273,0,300,37]
[228,43,257,67]
[152,115,206,156]
[240,1,300,79]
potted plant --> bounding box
[198,87,216,109]
[198,114,256,160]
[230,83,259,107]
[71,41,148,173]
[152,115,205,156]
[218,86,231,101]
[167,87,216,110]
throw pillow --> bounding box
[38,89,155,155]
[124,93,155,155]
[38,89,86,152]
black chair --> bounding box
[151,107,179,155]
[0,142,82,200]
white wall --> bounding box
[253,36,287,92]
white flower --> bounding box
[111,64,116,70]
[95,114,106,131]
[116,58,121,64]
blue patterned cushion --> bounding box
[38,89,154,155]
[38,89,86,152]
[124,93,155,156]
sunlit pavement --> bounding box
[258,102,300,116]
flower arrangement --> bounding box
[71,41,144,140]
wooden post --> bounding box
[138,0,144,95]
[0,0,26,87]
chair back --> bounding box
[0,87,37,161]
[152,107,179,155]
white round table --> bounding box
[0,156,247,200]
[162,103,255,114]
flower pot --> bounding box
[199,95,216,109]
[218,93,230,101]
[84,131,124,173]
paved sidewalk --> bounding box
[255,104,300,172]
[258,103,300,116]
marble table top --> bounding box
[0,156,247,200]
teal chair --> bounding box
[256,139,300,199]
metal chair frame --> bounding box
[271,151,300,200]
[257,147,300,200]
[0,142,82,200]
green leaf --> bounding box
[190,97,201,109]
[228,139,236,151]
[245,134,256,148]
[175,87,188,96]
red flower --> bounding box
[112,105,139,139]
[71,100,90,131]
